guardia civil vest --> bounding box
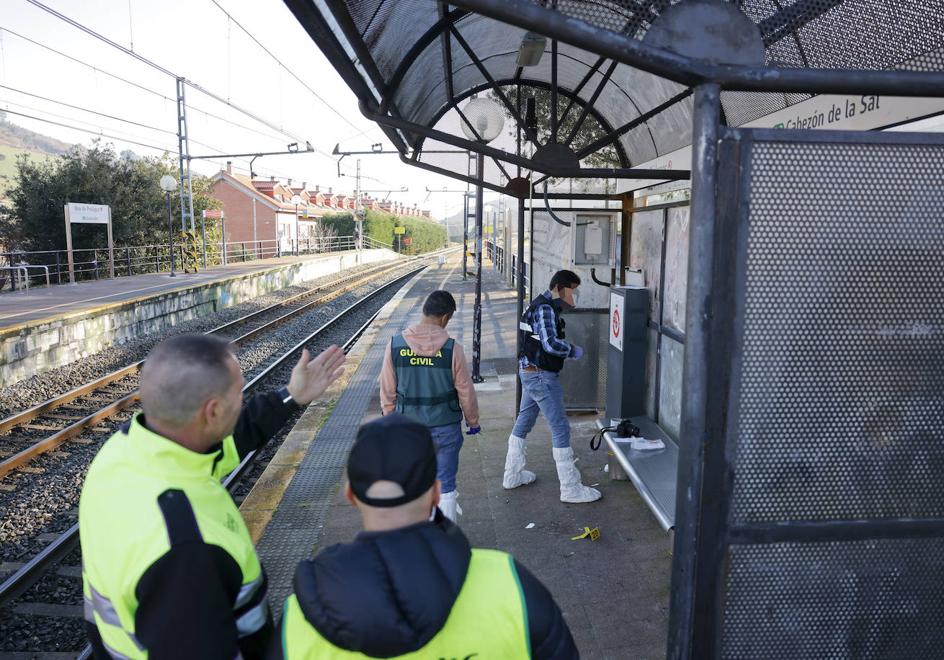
[519,292,566,372]
[391,334,462,427]
[282,548,530,659]
[79,414,267,659]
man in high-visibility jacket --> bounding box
[379,290,479,521]
[281,414,578,659]
[80,333,345,659]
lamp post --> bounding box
[460,97,504,383]
[291,194,302,255]
[159,175,178,277]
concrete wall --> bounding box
[0,250,396,387]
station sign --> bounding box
[66,203,110,224]
[64,202,114,283]
[622,93,944,193]
[394,226,406,234]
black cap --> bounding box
[347,414,437,508]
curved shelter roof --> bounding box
[284,0,944,195]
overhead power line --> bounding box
[24,0,309,145]
[206,0,372,139]
[0,26,311,147]
[0,107,174,154]
[0,83,177,135]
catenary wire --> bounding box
[23,0,310,145]
[0,83,177,136]
[206,0,375,140]
[0,25,294,145]
[0,108,175,154]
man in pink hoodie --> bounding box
[380,290,480,521]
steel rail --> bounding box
[0,263,429,612]
[222,267,422,488]
[0,259,407,436]
[0,253,451,479]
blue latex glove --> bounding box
[571,345,585,360]
[466,425,481,436]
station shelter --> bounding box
[283,1,944,657]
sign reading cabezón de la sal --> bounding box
[66,202,110,224]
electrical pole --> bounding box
[175,77,195,233]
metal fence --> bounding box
[0,235,393,291]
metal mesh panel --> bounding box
[359,0,437,80]
[722,539,944,659]
[730,137,944,524]
[330,0,944,172]
[536,0,944,72]
[560,310,608,410]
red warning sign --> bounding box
[609,292,623,351]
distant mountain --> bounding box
[0,112,72,154]
[0,113,73,203]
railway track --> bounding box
[0,254,438,480]
[0,262,431,655]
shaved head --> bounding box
[140,334,239,428]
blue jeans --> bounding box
[430,422,463,493]
[512,368,571,449]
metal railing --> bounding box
[0,234,404,291]
[511,254,529,291]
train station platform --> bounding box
[248,253,672,659]
[0,249,396,387]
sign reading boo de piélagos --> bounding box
[64,202,114,283]
[66,202,111,224]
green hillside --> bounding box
[0,145,53,197]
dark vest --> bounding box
[518,293,566,373]
[391,335,462,427]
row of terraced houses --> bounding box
[210,162,432,252]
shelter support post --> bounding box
[472,153,485,383]
[620,193,633,285]
[462,193,469,280]
[668,82,721,660]
[515,198,525,413]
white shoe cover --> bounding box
[503,435,537,489]
[553,446,602,503]
[440,490,460,522]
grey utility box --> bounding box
[605,286,649,421]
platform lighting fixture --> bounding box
[460,97,504,383]
[159,175,178,277]
[516,31,547,67]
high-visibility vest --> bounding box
[391,335,463,427]
[282,548,530,659]
[79,414,267,659]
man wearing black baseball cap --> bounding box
[280,414,578,659]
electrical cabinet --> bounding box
[571,212,618,266]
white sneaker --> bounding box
[503,435,537,489]
[553,446,602,503]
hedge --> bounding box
[320,210,446,254]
